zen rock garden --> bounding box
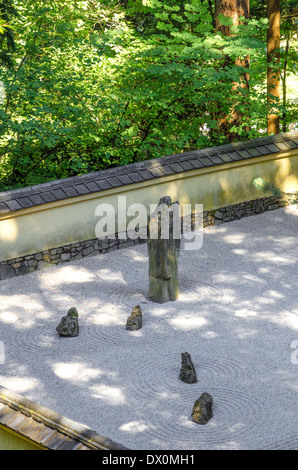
[55,196,213,425]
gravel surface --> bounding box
[0,206,297,450]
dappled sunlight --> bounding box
[254,251,296,265]
[87,304,127,326]
[0,218,18,243]
[232,248,248,255]
[119,421,156,434]
[38,265,95,287]
[223,233,246,244]
[52,362,113,383]
[235,308,258,318]
[89,384,126,405]
[271,310,298,331]
[169,315,208,330]
[285,205,298,216]
[178,415,198,429]
[96,268,126,284]
[0,376,41,394]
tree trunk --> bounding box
[214,0,250,142]
[267,0,281,135]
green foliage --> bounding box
[0,0,297,190]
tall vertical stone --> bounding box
[147,196,181,303]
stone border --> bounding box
[0,192,296,281]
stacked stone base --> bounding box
[0,193,296,281]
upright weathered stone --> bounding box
[179,352,197,384]
[147,196,181,303]
[126,305,142,331]
[192,392,213,425]
[56,307,79,337]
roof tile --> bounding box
[18,196,34,209]
[169,162,184,172]
[147,166,164,177]
[255,146,269,155]
[284,139,297,149]
[188,158,204,168]
[218,153,234,163]
[265,144,280,153]
[179,160,196,170]
[51,188,67,199]
[5,199,22,211]
[227,151,243,161]
[137,169,155,180]
[95,179,112,190]
[247,148,261,157]
[209,155,223,164]
[106,176,122,187]
[62,186,80,198]
[275,142,291,151]
[30,194,46,205]
[39,191,56,203]
[85,181,101,193]
[128,172,143,183]
[73,184,89,195]
[117,174,133,185]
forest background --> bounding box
[0,0,297,191]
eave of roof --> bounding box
[0,131,297,216]
[0,386,128,450]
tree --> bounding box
[267,0,281,134]
[0,0,17,68]
[214,0,251,142]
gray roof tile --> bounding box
[285,139,298,149]
[218,153,234,163]
[275,141,291,151]
[255,146,269,155]
[188,158,204,168]
[73,184,89,195]
[238,149,253,159]
[209,155,223,164]
[247,148,261,157]
[30,194,46,205]
[179,160,196,170]
[5,199,22,211]
[157,165,175,175]
[1,130,298,216]
[128,172,143,182]
[265,143,280,153]
[40,191,56,203]
[106,176,122,187]
[169,162,184,172]
[63,186,80,198]
[85,181,101,192]
[138,169,155,179]
[117,174,133,185]
[51,188,67,199]
[147,166,165,177]
[18,196,34,209]
[227,151,243,161]
[96,179,112,190]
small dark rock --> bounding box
[179,352,197,384]
[192,392,213,425]
[56,307,79,337]
[126,305,142,331]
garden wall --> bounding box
[0,131,298,280]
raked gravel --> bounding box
[0,206,297,450]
